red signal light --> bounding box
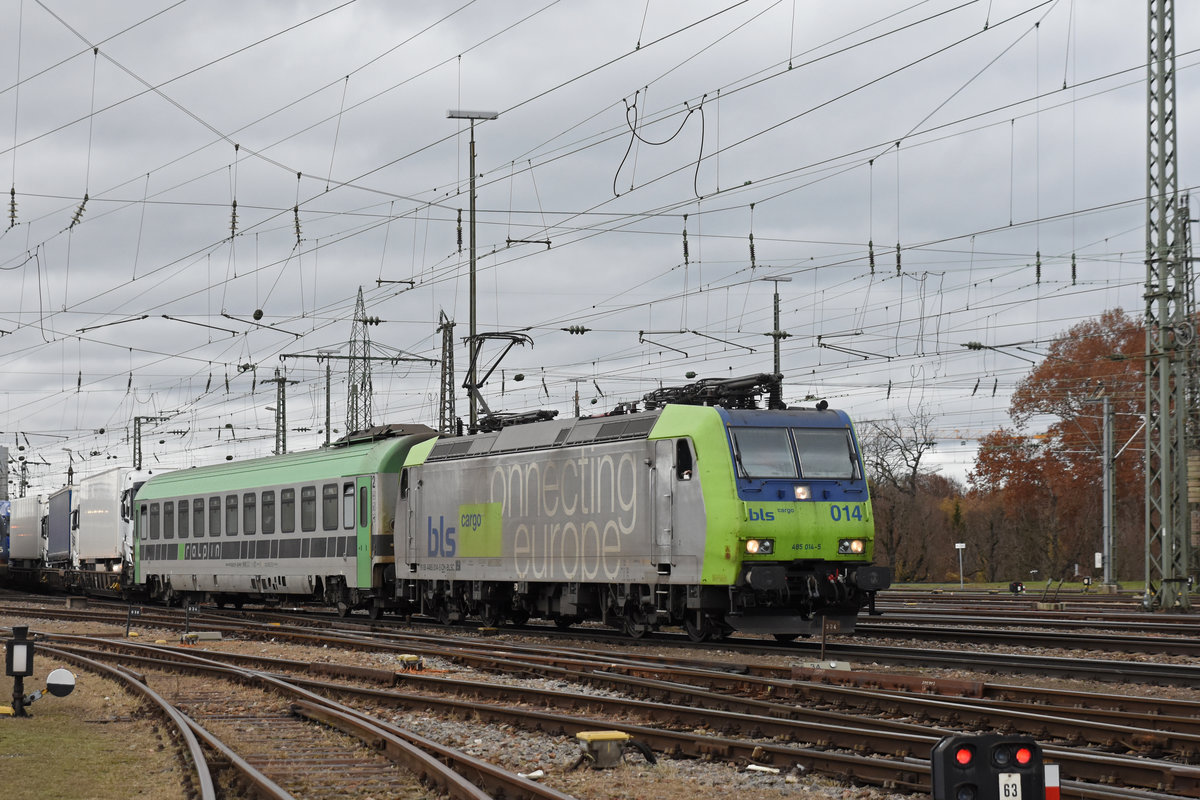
[1015,746,1033,766]
[955,746,974,766]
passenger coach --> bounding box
[133,425,436,615]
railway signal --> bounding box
[931,734,1045,800]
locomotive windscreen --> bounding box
[729,427,860,480]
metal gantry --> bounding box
[347,287,374,436]
[1144,0,1192,609]
[438,310,456,434]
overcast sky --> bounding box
[1,0,1197,490]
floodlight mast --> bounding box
[448,109,499,433]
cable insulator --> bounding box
[8,186,15,229]
[69,194,88,230]
[682,219,690,266]
[868,240,875,275]
[749,232,756,268]
[230,199,238,238]
[895,242,901,276]
[293,206,301,244]
[1035,250,1041,284]
[1071,252,1076,285]
[457,209,463,253]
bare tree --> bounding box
[860,411,943,582]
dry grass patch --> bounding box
[0,665,190,800]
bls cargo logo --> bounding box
[426,515,456,557]
[748,508,775,522]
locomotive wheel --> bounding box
[554,615,578,630]
[683,615,712,643]
[508,608,530,626]
[478,604,503,628]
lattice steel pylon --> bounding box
[437,310,456,434]
[1144,0,1193,610]
[346,287,373,436]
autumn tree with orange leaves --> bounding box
[969,309,1145,581]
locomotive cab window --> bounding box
[675,439,694,480]
[729,427,798,478]
[399,469,409,499]
[343,482,356,530]
[794,429,860,480]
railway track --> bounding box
[6,596,1200,683]
[41,640,574,800]
[6,594,1199,800]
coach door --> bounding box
[356,476,373,587]
[651,439,674,571]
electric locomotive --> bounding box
[395,374,890,639]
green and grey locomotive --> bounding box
[396,375,890,640]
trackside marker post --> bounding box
[1044,764,1060,800]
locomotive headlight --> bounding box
[838,538,867,555]
[745,539,774,555]
[793,485,811,500]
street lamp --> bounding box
[758,276,792,376]
[448,109,499,433]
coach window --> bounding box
[149,503,161,540]
[262,491,276,534]
[301,485,317,532]
[322,483,339,531]
[225,495,239,536]
[343,482,356,529]
[164,501,175,540]
[193,498,205,537]
[178,498,189,539]
[355,483,366,529]
[281,488,296,534]
[209,496,222,537]
[138,503,148,540]
[243,493,257,535]
[676,439,694,480]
